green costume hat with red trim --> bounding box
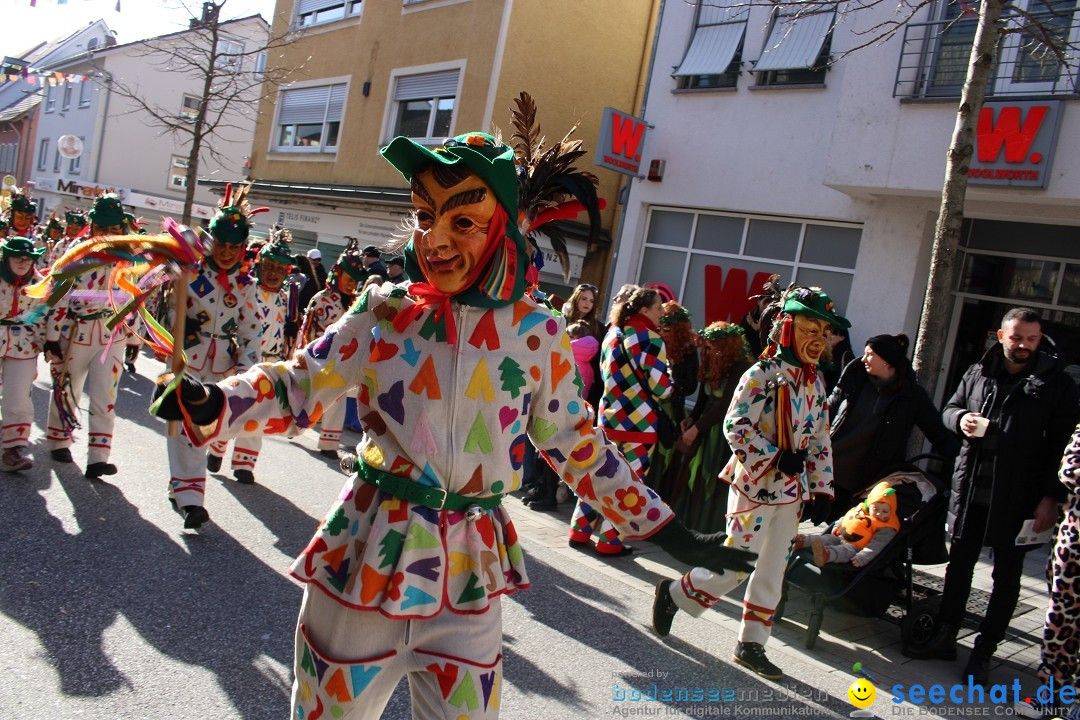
[87,193,127,228]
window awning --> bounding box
[673,22,747,77]
[754,10,834,71]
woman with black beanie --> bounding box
[826,332,960,519]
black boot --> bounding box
[733,641,783,680]
[962,637,994,686]
[652,579,680,637]
[85,462,118,479]
[904,621,958,661]
[206,454,222,473]
[181,505,210,529]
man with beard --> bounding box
[651,285,849,680]
[208,230,299,484]
[43,194,139,479]
[906,307,1079,687]
[168,194,261,527]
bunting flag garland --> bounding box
[1,61,101,86]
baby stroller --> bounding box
[776,455,950,649]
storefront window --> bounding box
[958,253,1058,302]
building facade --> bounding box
[236,0,661,298]
[30,14,268,231]
[617,0,1080,398]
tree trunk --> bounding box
[912,0,1005,399]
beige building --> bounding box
[234,0,661,298]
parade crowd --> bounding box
[1,112,1079,719]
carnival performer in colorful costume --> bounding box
[651,285,848,680]
[0,237,49,472]
[569,285,671,555]
[149,95,755,720]
[298,245,367,458]
[216,230,300,484]
[43,194,140,479]
[171,190,262,526]
[5,187,37,239]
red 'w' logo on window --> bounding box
[977,105,1048,164]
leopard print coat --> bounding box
[1042,421,1080,686]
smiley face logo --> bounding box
[848,678,875,708]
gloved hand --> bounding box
[283,321,299,338]
[650,520,757,575]
[43,340,63,362]
[806,494,832,525]
[151,373,224,425]
[776,449,808,476]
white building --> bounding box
[30,13,268,231]
[616,0,1080,398]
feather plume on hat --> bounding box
[507,91,604,281]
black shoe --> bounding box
[85,462,117,479]
[181,505,210,529]
[652,579,680,637]
[206,454,222,473]
[234,469,255,485]
[568,538,591,551]
[124,363,136,374]
[528,499,558,511]
[963,640,993,686]
[319,449,338,459]
[903,622,958,661]
[733,642,783,680]
[50,448,74,463]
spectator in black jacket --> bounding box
[905,308,1080,688]
[827,332,959,518]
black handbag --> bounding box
[620,335,677,448]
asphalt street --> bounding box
[0,354,863,720]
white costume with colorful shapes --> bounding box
[179,286,674,718]
[45,266,136,465]
[228,280,299,474]
[299,287,351,452]
[1,269,47,449]
[168,261,259,507]
[668,354,834,644]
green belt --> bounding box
[0,318,26,326]
[74,310,110,322]
[355,460,502,512]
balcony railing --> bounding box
[894,11,1080,99]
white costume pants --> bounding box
[668,489,802,645]
[1,356,36,449]
[167,367,230,508]
[292,586,503,719]
[46,337,125,465]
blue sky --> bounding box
[2,0,278,60]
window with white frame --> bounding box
[169,156,189,189]
[52,147,62,173]
[673,1,749,90]
[0,143,15,173]
[215,39,244,72]
[68,137,84,175]
[180,94,201,121]
[61,83,72,111]
[45,84,55,112]
[753,4,835,86]
[638,207,860,325]
[78,78,92,107]
[37,138,49,170]
[274,83,346,152]
[255,52,267,75]
[389,69,459,142]
[294,0,362,28]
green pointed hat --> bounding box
[1,236,46,259]
[782,286,850,329]
[87,194,126,228]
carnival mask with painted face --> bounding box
[792,314,831,366]
[410,165,499,295]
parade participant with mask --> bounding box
[4,188,36,239]
[169,187,262,527]
[149,98,756,719]
[298,245,367,458]
[651,284,848,681]
[0,236,49,472]
[43,194,139,479]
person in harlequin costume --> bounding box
[298,246,367,458]
[0,237,49,473]
[149,94,756,720]
[796,480,900,567]
[42,194,141,479]
[568,285,671,556]
[173,186,263,527]
[651,284,849,681]
[218,228,301,484]
[40,215,64,270]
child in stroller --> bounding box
[795,481,902,568]
[779,458,949,649]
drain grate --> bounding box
[881,569,1036,626]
